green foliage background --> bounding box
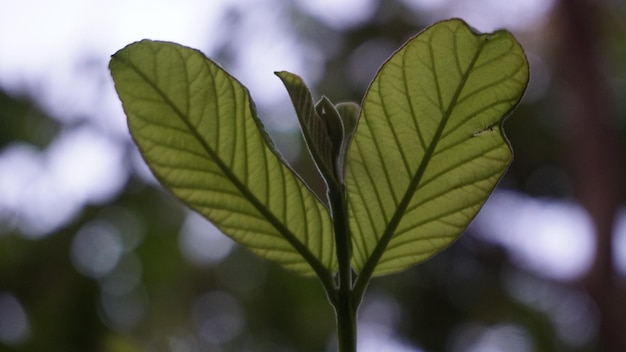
[1,1,626,351]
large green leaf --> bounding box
[109,40,336,277]
[347,19,529,278]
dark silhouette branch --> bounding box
[557,0,626,350]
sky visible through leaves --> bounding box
[1,0,625,350]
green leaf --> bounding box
[347,19,529,278]
[109,40,336,278]
[334,102,360,181]
[275,71,338,188]
[315,96,345,166]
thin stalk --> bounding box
[328,181,357,352]
[335,287,356,352]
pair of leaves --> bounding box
[109,19,529,281]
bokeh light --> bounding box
[0,293,30,346]
[473,190,596,281]
[178,211,235,267]
[191,291,245,345]
[71,221,124,279]
[449,322,534,352]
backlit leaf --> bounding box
[275,71,338,186]
[334,102,360,181]
[347,19,529,278]
[109,40,336,277]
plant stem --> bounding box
[335,287,357,352]
[328,182,357,352]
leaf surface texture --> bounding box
[110,40,336,276]
[347,19,529,277]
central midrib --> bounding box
[355,36,488,286]
[116,51,333,280]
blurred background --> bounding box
[1,0,625,351]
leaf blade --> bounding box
[110,40,336,277]
[275,71,338,187]
[347,19,529,278]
